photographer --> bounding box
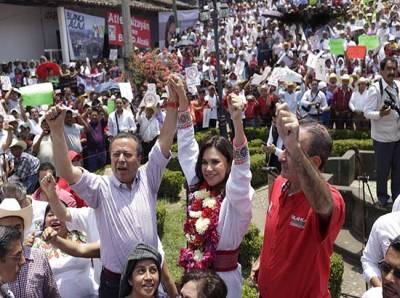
[364,57,400,208]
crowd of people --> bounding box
[0,0,400,297]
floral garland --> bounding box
[179,189,224,270]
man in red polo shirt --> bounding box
[254,103,345,298]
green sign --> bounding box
[329,39,345,55]
[363,0,373,4]
[358,35,380,50]
[309,0,317,5]
[20,83,54,107]
[107,98,115,113]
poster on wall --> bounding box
[64,9,105,61]
[107,12,151,48]
[158,10,199,49]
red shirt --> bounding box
[245,100,259,119]
[190,100,207,124]
[331,87,352,112]
[258,176,345,298]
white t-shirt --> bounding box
[28,119,42,136]
[33,134,54,164]
[362,287,382,298]
[26,199,48,237]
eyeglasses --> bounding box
[379,260,400,279]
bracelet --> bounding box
[165,101,178,109]
[177,110,193,129]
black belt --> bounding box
[102,267,121,282]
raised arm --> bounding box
[276,103,332,219]
[42,227,100,258]
[45,105,82,184]
[158,75,180,158]
[40,173,71,222]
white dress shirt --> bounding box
[280,91,298,113]
[361,211,400,283]
[364,79,400,142]
[300,90,328,115]
[349,89,368,112]
[138,114,160,142]
[107,109,137,137]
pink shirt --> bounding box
[32,185,77,208]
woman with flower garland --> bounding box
[171,76,254,297]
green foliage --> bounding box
[329,129,370,140]
[242,278,259,298]
[194,128,219,147]
[239,224,264,278]
[167,156,182,172]
[245,127,269,141]
[159,169,185,200]
[331,139,373,157]
[249,139,265,155]
[156,203,167,240]
[329,253,344,298]
[171,143,178,153]
[250,154,267,188]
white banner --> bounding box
[185,66,201,86]
[64,9,105,60]
[315,59,326,81]
[269,67,303,83]
[202,108,211,128]
[118,82,134,102]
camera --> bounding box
[383,100,400,116]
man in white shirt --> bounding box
[349,77,369,130]
[300,79,328,121]
[63,110,83,154]
[280,82,298,113]
[362,211,400,288]
[27,108,42,136]
[138,105,160,163]
[362,235,400,298]
[205,85,218,128]
[364,57,400,207]
[107,97,136,137]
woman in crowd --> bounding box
[180,270,227,298]
[172,76,253,298]
[119,243,165,298]
[33,204,98,298]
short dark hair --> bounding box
[195,136,233,188]
[380,57,398,71]
[0,225,21,261]
[299,121,332,169]
[110,132,142,157]
[38,162,56,178]
[180,270,227,298]
[389,235,400,253]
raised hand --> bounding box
[276,103,300,153]
[40,173,57,196]
[42,227,58,244]
[228,94,244,124]
[45,105,67,132]
[169,74,188,110]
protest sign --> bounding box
[269,67,302,83]
[0,76,12,91]
[142,92,160,108]
[346,45,367,59]
[147,83,157,94]
[251,67,271,85]
[207,39,216,53]
[203,108,211,129]
[306,53,318,69]
[107,98,115,113]
[329,39,345,55]
[64,9,105,60]
[309,0,317,5]
[20,83,54,107]
[358,35,380,50]
[315,59,326,81]
[107,12,151,48]
[185,66,201,86]
[109,49,118,61]
[118,82,134,102]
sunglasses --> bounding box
[379,260,400,279]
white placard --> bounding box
[202,108,211,128]
[147,83,157,94]
[207,39,216,53]
[315,59,326,81]
[0,76,12,91]
[109,49,118,61]
[142,92,160,107]
[306,53,318,69]
[269,67,303,83]
[118,82,134,102]
[251,67,271,85]
[185,66,201,86]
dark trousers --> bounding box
[209,119,217,128]
[332,111,353,129]
[99,269,120,298]
[85,148,107,172]
[373,139,400,203]
[141,136,158,164]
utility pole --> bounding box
[121,0,133,70]
[172,0,179,34]
[211,0,227,138]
